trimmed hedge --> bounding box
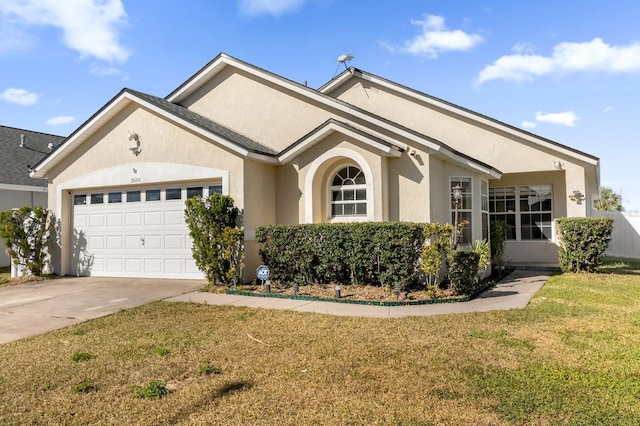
[556,217,614,273]
[255,222,425,289]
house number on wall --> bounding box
[131,168,141,183]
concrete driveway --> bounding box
[0,277,203,344]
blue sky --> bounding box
[1,0,639,210]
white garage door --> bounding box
[71,183,222,279]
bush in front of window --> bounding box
[556,217,614,273]
[255,222,425,289]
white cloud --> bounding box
[46,115,74,126]
[603,105,615,113]
[521,121,537,129]
[478,38,640,84]
[90,64,121,77]
[0,88,38,106]
[535,111,579,127]
[401,15,483,58]
[239,0,306,16]
[0,0,130,63]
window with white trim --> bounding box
[331,166,367,217]
[489,185,553,241]
[450,177,472,245]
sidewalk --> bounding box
[164,270,550,318]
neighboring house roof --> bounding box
[320,67,600,166]
[0,125,63,189]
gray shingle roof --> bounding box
[0,125,64,187]
[126,89,278,156]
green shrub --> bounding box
[472,239,490,273]
[490,220,508,269]
[256,222,425,289]
[556,217,613,273]
[0,206,54,276]
[72,379,97,394]
[184,194,243,286]
[70,352,95,362]
[419,223,454,288]
[133,380,170,400]
[449,250,480,295]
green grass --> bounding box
[0,263,639,424]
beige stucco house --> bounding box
[31,53,599,280]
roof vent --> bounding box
[20,134,25,148]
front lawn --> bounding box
[0,259,639,425]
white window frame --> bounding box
[489,184,553,241]
[330,165,367,219]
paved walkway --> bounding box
[165,270,550,318]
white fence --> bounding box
[593,211,640,259]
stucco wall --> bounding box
[181,67,333,152]
[243,159,276,273]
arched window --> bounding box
[330,166,366,217]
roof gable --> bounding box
[31,89,278,178]
[320,68,599,166]
[278,119,404,163]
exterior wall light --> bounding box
[553,160,564,170]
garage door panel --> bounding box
[144,258,162,274]
[125,212,142,227]
[89,236,105,250]
[125,258,143,273]
[106,258,124,273]
[89,214,105,227]
[107,235,123,250]
[107,213,123,227]
[165,259,183,274]
[164,234,184,250]
[75,214,88,228]
[144,235,162,250]
[125,235,142,249]
[144,211,162,226]
[91,258,106,273]
[164,210,183,225]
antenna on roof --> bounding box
[337,52,354,70]
[333,52,354,78]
